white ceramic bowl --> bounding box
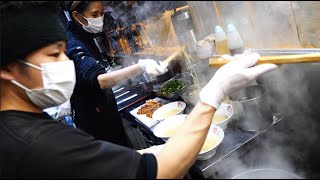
[197,125,224,160]
[153,114,224,161]
[152,101,186,121]
[211,103,234,129]
[153,114,188,140]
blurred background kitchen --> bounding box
[56,1,320,179]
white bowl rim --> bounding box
[152,101,186,120]
[212,112,234,125]
[199,125,224,154]
[212,104,234,125]
[153,114,188,138]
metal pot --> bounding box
[229,85,273,132]
[232,168,302,179]
[171,9,197,52]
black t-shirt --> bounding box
[0,110,157,178]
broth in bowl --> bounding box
[212,114,228,124]
[153,114,188,139]
[210,103,234,129]
[152,101,186,121]
[200,135,219,153]
[160,108,182,119]
[197,125,224,160]
[164,123,182,137]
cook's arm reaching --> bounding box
[156,102,215,178]
[97,59,167,89]
[153,53,277,179]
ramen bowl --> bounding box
[153,115,224,160]
[197,125,224,160]
[212,103,234,129]
[152,101,186,121]
[153,114,188,140]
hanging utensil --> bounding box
[149,45,186,75]
[162,45,186,64]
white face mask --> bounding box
[79,13,104,34]
[11,60,76,110]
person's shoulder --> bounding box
[66,33,86,50]
[0,110,66,145]
[65,36,91,59]
[1,110,83,139]
[66,24,85,46]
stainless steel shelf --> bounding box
[191,114,285,178]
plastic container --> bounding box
[227,24,244,56]
[215,26,230,55]
[156,73,192,99]
[195,40,214,59]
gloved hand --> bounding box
[56,100,71,119]
[199,53,277,109]
[138,59,168,76]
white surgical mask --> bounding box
[11,60,76,110]
[79,13,104,34]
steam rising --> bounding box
[110,2,319,178]
[182,1,320,178]
[190,63,319,178]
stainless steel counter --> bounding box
[122,94,288,178]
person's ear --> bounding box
[72,11,79,22]
[72,11,85,25]
[0,67,14,81]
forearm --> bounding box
[156,102,215,179]
[97,64,142,89]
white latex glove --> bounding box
[56,100,71,119]
[138,59,168,76]
[199,53,278,109]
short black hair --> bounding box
[64,1,93,14]
[61,1,96,22]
